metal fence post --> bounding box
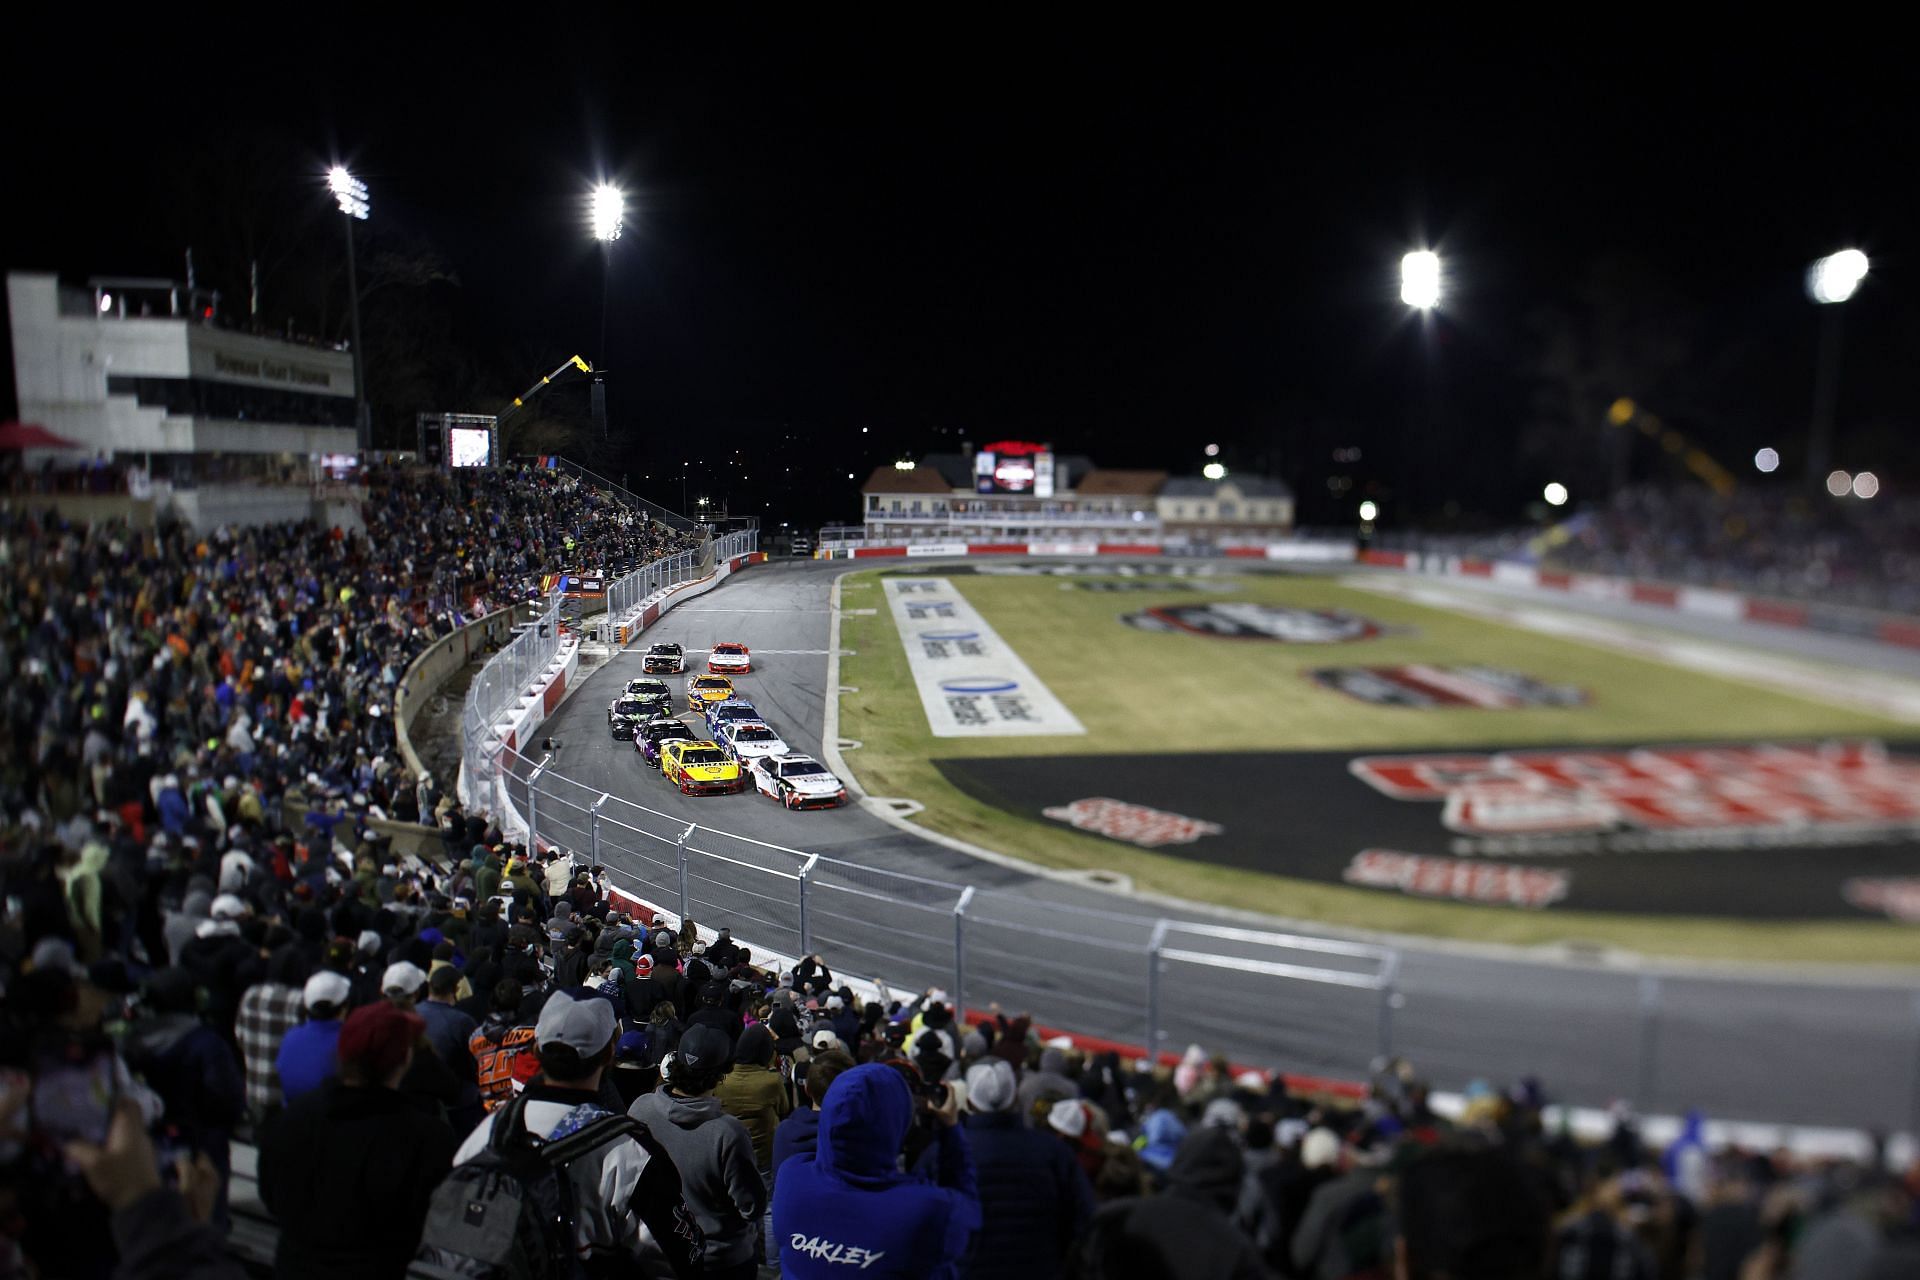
[1146,919,1171,1064]
[1377,948,1402,1061]
[952,887,975,1014]
[589,793,609,870]
[798,855,818,957]
[1636,973,1664,1109]
[526,759,547,851]
[676,823,695,920]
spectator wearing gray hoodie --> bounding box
[629,1025,766,1279]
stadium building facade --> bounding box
[839,444,1294,548]
[6,271,359,527]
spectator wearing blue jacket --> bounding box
[773,1061,981,1279]
[958,1058,1094,1280]
[275,971,351,1102]
[771,1048,856,1197]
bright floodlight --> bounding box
[327,165,369,219]
[1202,462,1227,481]
[1852,471,1880,499]
[591,184,624,242]
[1754,447,1780,473]
[1543,482,1569,507]
[98,293,112,313]
[1826,469,1853,497]
[1358,500,1378,522]
[1807,249,1868,304]
[1401,250,1441,309]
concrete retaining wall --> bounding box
[393,607,516,780]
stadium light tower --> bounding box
[1400,250,1441,310]
[327,165,371,451]
[589,183,624,438]
[1804,248,1868,485]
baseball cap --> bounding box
[534,989,617,1056]
[1301,1127,1341,1170]
[303,970,352,1010]
[336,1002,424,1078]
[810,1028,840,1052]
[1047,1098,1088,1139]
[209,893,248,921]
[380,961,428,998]
[965,1059,1017,1113]
[677,1025,733,1074]
[634,954,655,978]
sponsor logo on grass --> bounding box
[1843,878,1920,922]
[1311,665,1587,709]
[1121,602,1382,642]
[1350,740,1920,846]
[884,578,1084,737]
[1343,849,1570,908]
[1042,796,1224,847]
[976,561,1225,578]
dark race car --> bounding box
[622,677,674,718]
[634,717,699,768]
[608,697,661,741]
[642,642,686,675]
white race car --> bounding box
[716,719,788,766]
[707,641,752,674]
[747,753,849,810]
[642,642,686,675]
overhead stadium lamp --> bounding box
[1202,462,1227,481]
[1754,447,1780,473]
[1401,250,1441,310]
[1543,482,1569,507]
[327,165,369,220]
[1358,500,1378,522]
[590,183,624,242]
[1806,249,1868,304]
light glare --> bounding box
[1358,500,1378,522]
[1204,442,1220,457]
[98,293,112,313]
[1754,447,1780,474]
[1543,482,1569,507]
[327,165,369,219]
[1852,471,1880,500]
[590,184,624,242]
[1826,469,1853,497]
[1807,249,1868,304]
[1401,251,1441,309]
[1202,462,1227,481]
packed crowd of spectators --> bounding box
[4,805,1917,1279]
[1542,485,1920,613]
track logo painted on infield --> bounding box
[1311,665,1587,709]
[1121,602,1383,642]
[1041,797,1224,847]
[883,578,1085,737]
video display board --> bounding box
[974,440,1055,496]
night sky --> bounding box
[6,23,1915,528]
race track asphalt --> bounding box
[523,557,1920,1135]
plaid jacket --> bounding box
[236,981,306,1120]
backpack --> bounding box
[412,1094,640,1280]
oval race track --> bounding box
[522,557,1919,1135]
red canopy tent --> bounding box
[0,422,84,450]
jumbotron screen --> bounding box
[448,426,494,468]
[974,440,1055,496]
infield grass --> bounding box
[834,567,1920,965]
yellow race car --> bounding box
[686,674,735,711]
[660,739,748,795]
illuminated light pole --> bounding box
[1398,249,1442,515]
[1805,248,1868,485]
[589,184,624,438]
[327,166,371,451]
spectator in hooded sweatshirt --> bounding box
[772,1049,855,1198]
[773,1061,981,1279]
[258,1001,459,1280]
[120,968,247,1226]
[960,1057,1094,1280]
[275,971,351,1102]
[1069,1125,1265,1280]
[629,1025,765,1279]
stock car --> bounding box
[606,696,654,740]
[707,641,752,675]
[660,739,749,795]
[686,674,735,711]
[747,753,849,809]
[633,717,699,768]
[621,677,674,717]
[703,698,763,737]
[716,719,788,766]
[643,642,686,675]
